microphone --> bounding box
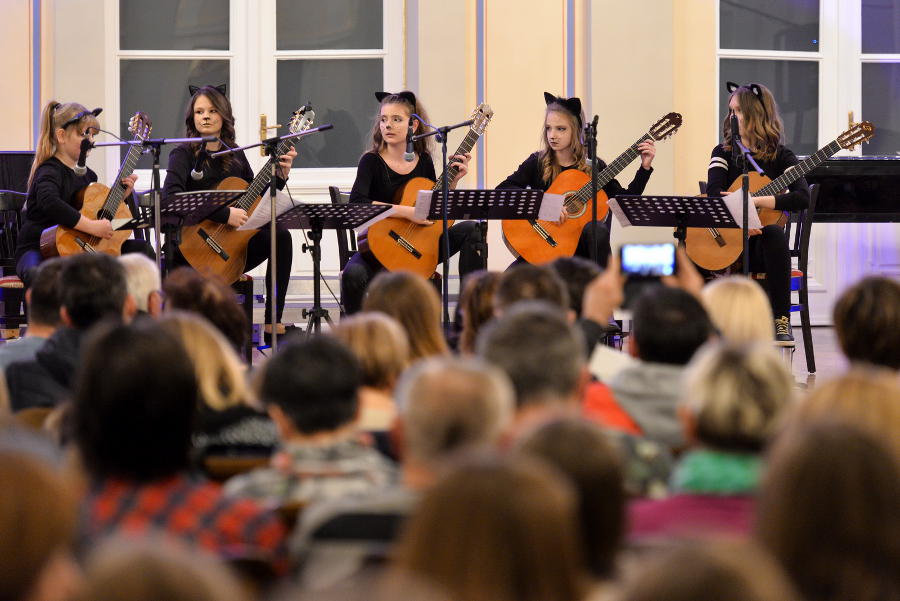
[190,146,208,181]
[73,138,93,176]
[403,117,415,162]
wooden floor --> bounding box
[787,326,848,392]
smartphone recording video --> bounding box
[619,243,677,308]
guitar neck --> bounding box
[100,138,145,217]
[238,138,294,208]
[432,128,481,191]
[572,134,647,204]
[755,139,841,197]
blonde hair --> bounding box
[158,311,251,411]
[701,276,773,343]
[722,83,784,162]
[332,311,410,390]
[788,367,900,459]
[118,254,160,313]
[681,341,793,451]
[29,100,100,188]
[539,104,589,184]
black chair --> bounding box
[327,186,357,270]
[0,190,27,336]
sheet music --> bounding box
[607,197,632,227]
[723,188,763,230]
[414,190,565,221]
[238,189,301,230]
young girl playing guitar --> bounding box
[164,84,297,341]
[341,91,478,315]
[496,92,656,268]
[705,82,809,343]
[16,101,138,286]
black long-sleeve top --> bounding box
[350,151,436,205]
[495,151,653,196]
[15,157,97,261]
[706,144,809,212]
[164,144,286,224]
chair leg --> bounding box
[799,282,815,373]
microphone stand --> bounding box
[731,118,750,276]
[412,118,474,332]
[584,115,600,264]
[210,124,333,352]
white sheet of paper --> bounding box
[537,192,565,221]
[607,197,632,227]
[723,188,763,230]
[354,205,397,234]
[588,344,636,383]
[238,189,299,230]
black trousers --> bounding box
[341,220,482,315]
[747,224,791,319]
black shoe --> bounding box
[263,324,302,346]
[774,316,794,345]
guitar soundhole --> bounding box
[565,192,586,219]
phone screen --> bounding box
[620,243,676,278]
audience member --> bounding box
[608,287,715,449]
[393,455,586,601]
[158,311,277,459]
[756,421,900,601]
[457,270,501,355]
[118,253,163,319]
[833,275,900,370]
[550,256,601,319]
[7,253,135,410]
[493,263,569,317]
[224,335,395,506]
[0,259,63,372]
[700,275,773,343]
[332,312,409,432]
[362,271,448,360]
[629,340,792,541]
[74,321,286,565]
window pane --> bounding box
[120,60,229,166]
[862,0,900,54]
[719,59,819,156]
[120,0,229,51]
[862,63,900,155]
[277,59,383,168]
[276,0,382,50]
[719,0,819,51]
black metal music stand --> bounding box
[609,194,741,247]
[276,203,390,335]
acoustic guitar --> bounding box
[501,112,682,265]
[178,106,313,284]
[684,121,875,271]
[40,112,152,258]
[365,104,494,279]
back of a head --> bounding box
[515,417,625,579]
[833,276,900,370]
[757,421,900,601]
[681,341,792,453]
[73,321,198,482]
[26,258,64,328]
[260,336,361,435]
[332,311,409,390]
[701,275,773,344]
[363,271,448,360]
[493,263,569,315]
[59,253,128,329]
[397,356,514,465]
[632,287,714,365]
[0,451,77,601]
[619,541,800,601]
[549,256,600,318]
[458,270,502,354]
[162,267,249,352]
[118,253,161,314]
[395,455,584,601]
[476,301,585,408]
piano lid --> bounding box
[803,156,900,223]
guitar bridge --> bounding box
[708,228,727,247]
[388,230,422,259]
[198,228,230,261]
[528,219,558,247]
[74,237,97,253]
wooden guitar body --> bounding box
[501,169,609,265]
[178,176,260,285]
[39,182,133,258]
[684,172,788,271]
[365,176,453,279]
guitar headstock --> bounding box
[289,104,316,134]
[469,103,494,136]
[648,112,683,141]
[128,111,152,140]
[837,121,875,150]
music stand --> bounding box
[276,203,390,335]
[609,195,741,247]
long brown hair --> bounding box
[539,102,589,184]
[722,83,784,161]
[28,100,100,188]
[367,91,433,157]
[458,270,501,355]
[183,85,237,175]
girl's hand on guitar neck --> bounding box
[120,174,138,198]
[277,147,298,179]
[227,208,250,228]
[638,139,656,169]
[449,153,471,189]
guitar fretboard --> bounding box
[570,133,649,207]
[754,139,841,197]
[101,135,145,218]
[433,128,482,191]
[237,138,296,210]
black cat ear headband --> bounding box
[60,107,103,130]
[543,92,583,128]
[726,81,768,119]
[374,91,417,107]
[188,84,227,97]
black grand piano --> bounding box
[804,156,900,223]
